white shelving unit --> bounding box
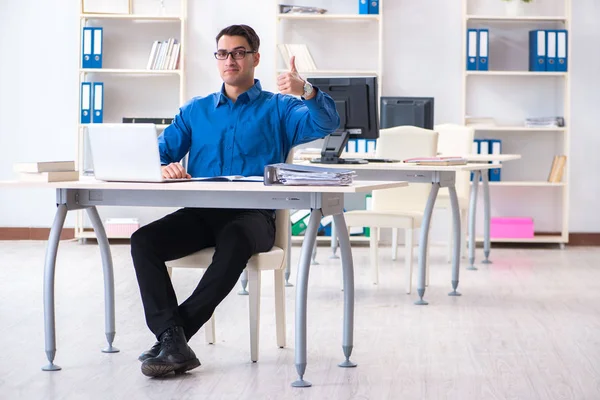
[462,0,571,245]
[274,1,384,97]
[76,0,187,240]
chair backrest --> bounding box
[374,126,438,212]
[434,123,475,200]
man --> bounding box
[130,24,339,378]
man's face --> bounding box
[216,35,260,87]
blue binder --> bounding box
[368,0,379,14]
[546,30,557,72]
[92,27,103,68]
[488,139,502,182]
[556,29,568,72]
[92,82,104,123]
[358,0,369,14]
[82,27,93,68]
[477,29,489,71]
[466,29,478,71]
[80,82,91,124]
[529,30,546,72]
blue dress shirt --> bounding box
[158,79,340,177]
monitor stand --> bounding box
[309,130,368,165]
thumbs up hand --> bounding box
[277,56,306,97]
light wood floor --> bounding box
[1,240,600,400]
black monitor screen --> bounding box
[380,97,434,130]
[308,76,379,140]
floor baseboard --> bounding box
[0,228,598,246]
[0,228,75,241]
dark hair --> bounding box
[215,25,260,52]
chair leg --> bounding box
[200,268,216,344]
[248,268,261,362]
[391,228,398,261]
[370,227,379,285]
[274,269,286,349]
[461,208,468,259]
[205,314,216,345]
[405,228,413,294]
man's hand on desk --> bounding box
[161,163,191,179]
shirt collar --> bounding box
[214,79,262,108]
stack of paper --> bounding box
[264,163,355,186]
[403,157,467,166]
[524,117,564,128]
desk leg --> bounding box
[468,171,481,271]
[333,213,356,368]
[447,186,462,297]
[415,183,440,306]
[42,204,68,371]
[481,170,492,264]
[238,270,249,295]
[330,219,339,259]
[285,219,293,287]
[86,207,119,354]
[292,209,322,388]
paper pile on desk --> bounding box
[264,163,355,186]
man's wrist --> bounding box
[302,84,317,100]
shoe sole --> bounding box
[141,358,201,378]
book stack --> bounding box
[547,155,567,183]
[14,161,78,182]
[277,44,317,72]
[146,38,180,70]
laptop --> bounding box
[88,123,190,183]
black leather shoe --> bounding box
[138,341,161,362]
[141,326,200,377]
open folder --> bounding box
[264,163,355,186]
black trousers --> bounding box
[130,208,276,341]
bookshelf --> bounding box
[76,0,187,240]
[462,0,571,246]
[274,0,384,97]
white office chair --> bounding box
[433,124,474,262]
[343,126,438,293]
[165,148,293,363]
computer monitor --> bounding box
[307,76,379,164]
[380,97,434,130]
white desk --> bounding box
[294,154,521,271]
[0,178,406,388]
[294,161,499,305]
[464,154,521,163]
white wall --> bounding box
[0,0,598,233]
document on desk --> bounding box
[169,175,264,183]
[264,163,355,186]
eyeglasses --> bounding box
[214,49,257,60]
